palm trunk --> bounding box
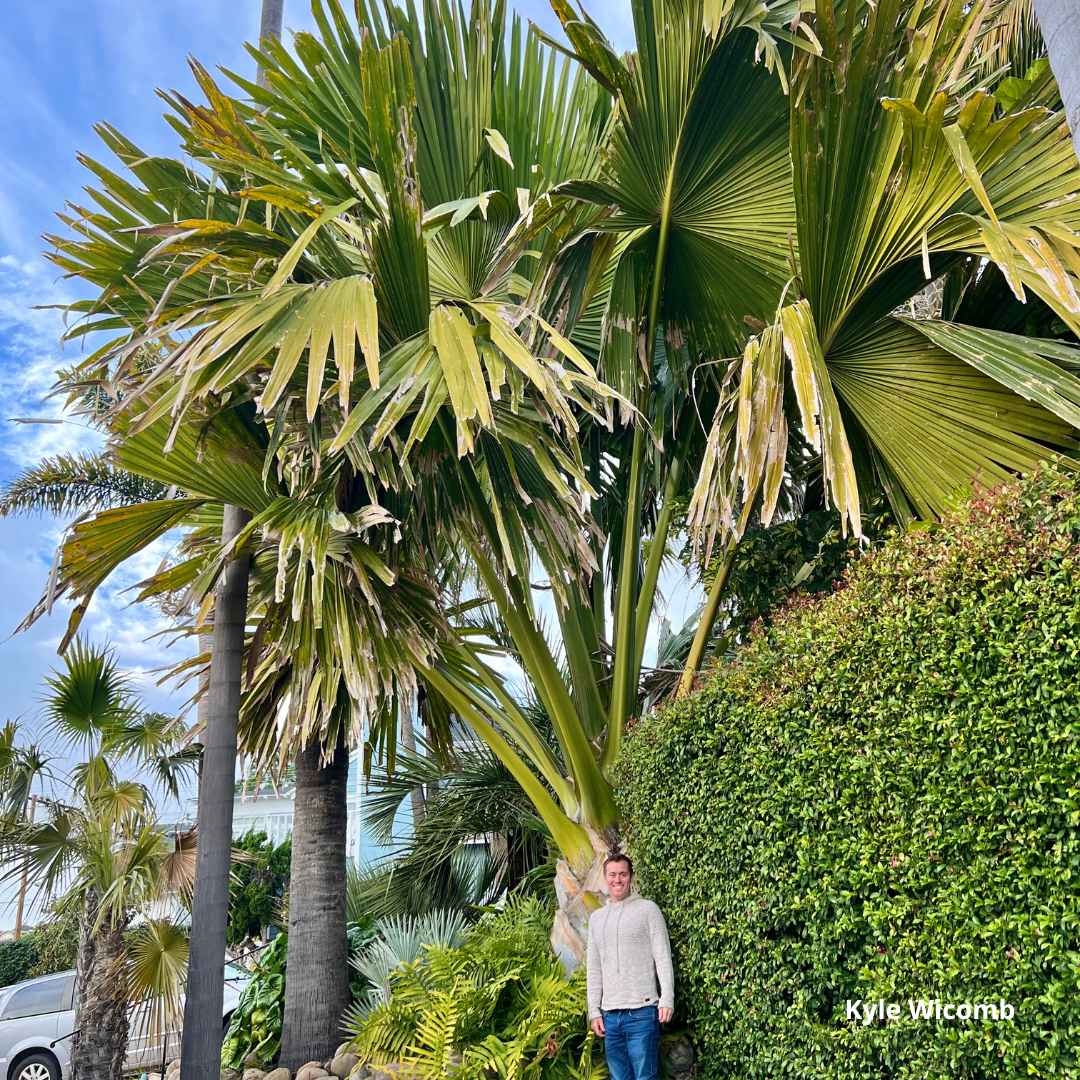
[400,711,425,829]
[71,890,128,1080]
[279,726,350,1069]
[257,0,284,89]
[550,835,613,976]
[1033,0,1080,166]
[181,505,251,1080]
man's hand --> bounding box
[590,1016,606,1037]
[659,1008,673,1024]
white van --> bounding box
[0,969,248,1080]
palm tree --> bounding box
[40,0,615,1013]
[383,0,1080,972]
[0,643,197,1080]
[182,0,289,1058]
[349,728,555,919]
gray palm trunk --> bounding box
[400,712,426,829]
[180,505,252,1080]
[71,890,128,1080]
[182,3,281,1071]
[279,726,351,1068]
[1033,0,1080,166]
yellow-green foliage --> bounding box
[346,897,604,1080]
[619,468,1080,1078]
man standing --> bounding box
[587,853,675,1080]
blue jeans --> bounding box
[602,1005,659,1080]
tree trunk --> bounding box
[257,0,284,89]
[71,890,128,1080]
[550,830,614,977]
[279,726,351,1069]
[1034,0,1080,166]
[400,710,425,829]
[181,505,251,1080]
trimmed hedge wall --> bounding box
[618,469,1080,1078]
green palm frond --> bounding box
[0,454,168,517]
[689,0,1080,550]
[39,639,137,751]
[125,920,189,1044]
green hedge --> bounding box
[618,469,1080,1079]
[0,935,41,988]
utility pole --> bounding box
[13,796,37,940]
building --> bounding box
[183,757,382,865]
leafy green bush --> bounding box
[27,913,79,979]
[346,897,602,1080]
[228,830,291,946]
[0,935,40,988]
[223,934,287,1068]
[223,920,378,1068]
[619,469,1080,1079]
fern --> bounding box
[344,899,604,1080]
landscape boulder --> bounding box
[329,1056,359,1079]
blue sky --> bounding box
[0,0,689,927]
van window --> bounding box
[1,977,66,1020]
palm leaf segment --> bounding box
[689,0,1080,553]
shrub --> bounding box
[346,896,601,1080]
[222,920,377,1068]
[27,914,79,979]
[0,935,40,988]
[618,468,1080,1079]
[228,830,291,946]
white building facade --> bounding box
[185,757,367,863]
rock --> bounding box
[221,1070,242,1080]
[166,1062,181,1075]
[661,1036,695,1072]
[334,1046,352,1061]
[329,1056,359,1079]
[263,1070,292,1080]
[244,1055,264,1071]
[371,1072,395,1080]
[243,1069,267,1080]
[353,1067,371,1080]
[296,1068,329,1080]
[148,1073,163,1080]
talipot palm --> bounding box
[37,0,616,1051]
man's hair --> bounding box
[604,852,634,876]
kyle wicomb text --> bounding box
[846,999,1015,1025]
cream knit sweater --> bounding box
[585,892,675,1020]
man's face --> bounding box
[605,860,632,900]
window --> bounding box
[2,977,66,1020]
